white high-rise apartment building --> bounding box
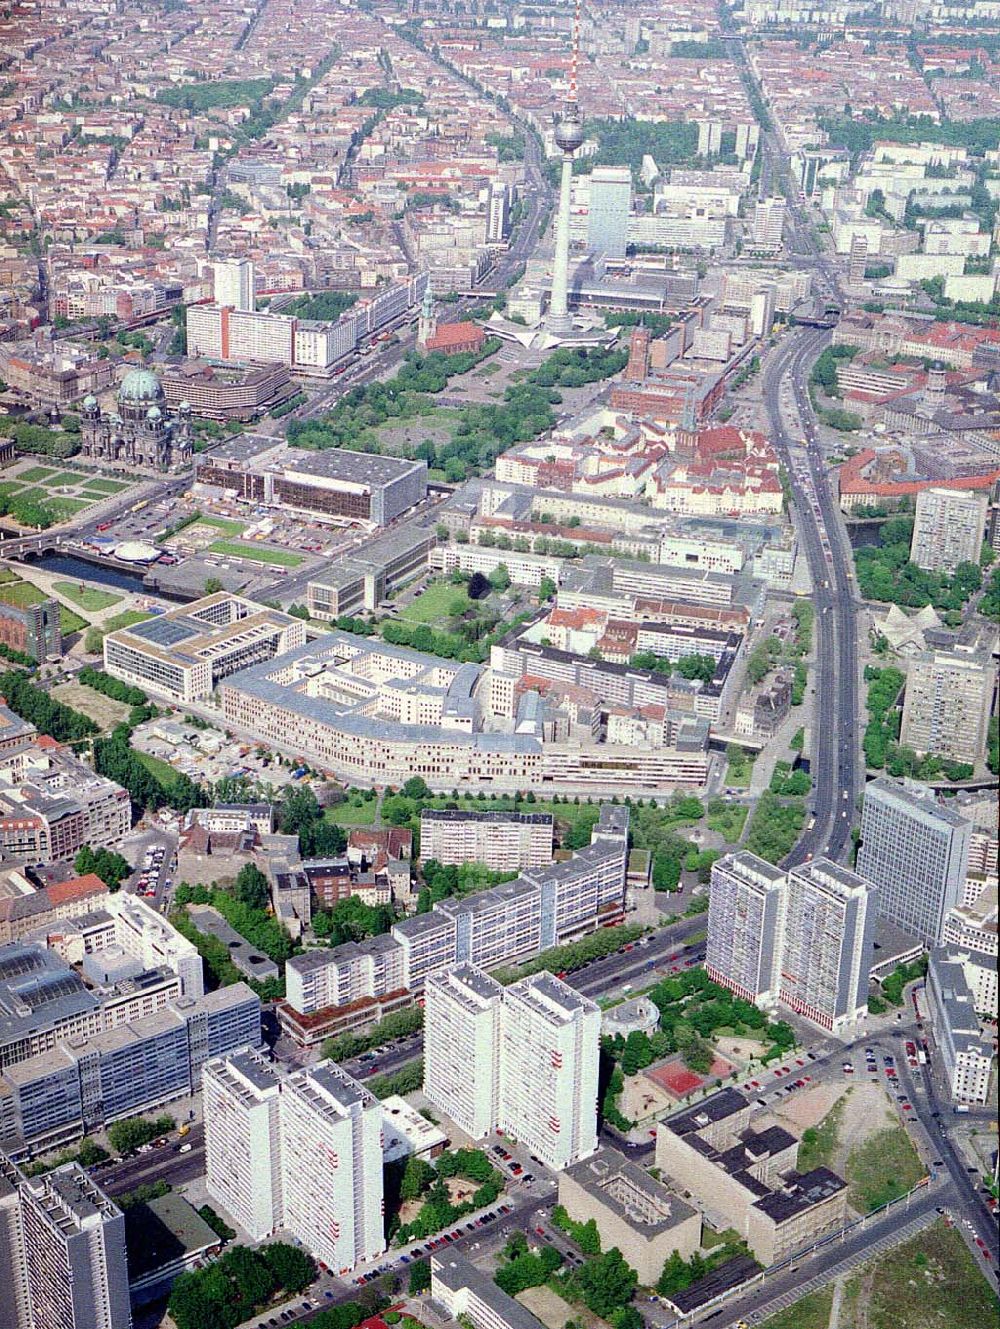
[423,967,600,1169]
[750,197,786,249]
[203,1047,283,1241]
[18,1164,131,1329]
[910,487,988,573]
[706,852,786,1004]
[213,257,255,311]
[708,853,876,1034]
[423,964,502,1139]
[781,859,877,1033]
[203,1053,384,1274]
[280,1061,384,1275]
[900,649,993,766]
[857,775,972,944]
[0,1154,30,1329]
[498,972,600,1171]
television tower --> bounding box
[547,0,585,336]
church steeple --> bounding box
[418,280,437,347]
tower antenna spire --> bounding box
[569,0,581,106]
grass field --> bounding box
[192,515,246,536]
[103,609,153,632]
[845,1123,925,1211]
[45,497,91,519]
[207,539,304,567]
[0,580,46,610]
[724,754,757,788]
[17,466,56,482]
[705,800,748,842]
[761,1287,833,1329]
[48,471,87,487]
[0,481,23,497]
[325,799,379,827]
[859,1221,998,1329]
[136,750,184,785]
[52,582,123,612]
[84,478,129,494]
[399,579,471,624]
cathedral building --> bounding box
[80,368,193,473]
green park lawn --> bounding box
[0,580,46,610]
[48,471,89,487]
[0,482,23,497]
[193,515,246,536]
[16,466,56,483]
[400,579,471,624]
[103,609,153,632]
[84,478,130,494]
[207,540,304,567]
[52,581,124,612]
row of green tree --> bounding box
[78,665,148,708]
[172,880,296,964]
[168,1243,316,1329]
[321,1005,423,1063]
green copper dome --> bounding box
[118,368,164,404]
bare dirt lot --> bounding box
[52,681,131,729]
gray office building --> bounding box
[856,776,972,945]
[587,167,632,261]
[18,1163,131,1329]
[0,985,261,1157]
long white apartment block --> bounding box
[706,852,786,1005]
[498,972,600,1170]
[202,1048,283,1242]
[781,860,877,1033]
[279,1061,385,1274]
[423,965,503,1139]
[419,809,554,872]
[202,1052,384,1274]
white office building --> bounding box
[706,852,786,1005]
[708,853,876,1034]
[423,965,503,1139]
[18,1164,131,1329]
[587,167,632,261]
[781,859,877,1033]
[0,1154,30,1329]
[203,1047,283,1241]
[927,947,993,1105]
[498,972,600,1171]
[213,258,255,312]
[857,776,972,944]
[279,1061,384,1275]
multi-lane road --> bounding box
[761,325,862,867]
